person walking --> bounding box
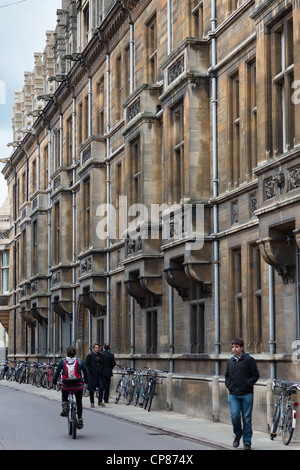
[53,346,88,429]
[225,338,259,450]
[99,343,116,404]
[85,343,105,407]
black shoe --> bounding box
[244,444,251,450]
[78,418,84,429]
[233,436,241,448]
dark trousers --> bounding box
[99,376,111,402]
[89,375,104,404]
[62,390,83,419]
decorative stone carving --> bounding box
[168,56,184,85]
[288,166,300,191]
[127,98,141,122]
[264,177,275,200]
[232,200,238,224]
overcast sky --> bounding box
[0,0,62,208]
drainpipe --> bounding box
[130,296,135,368]
[167,0,172,55]
[169,286,174,372]
[106,53,111,344]
[72,97,76,344]
[47,129,52,357]
[130,23,134,94]
[37,141,40,190]
[129,15,135,364]
[296,246,300,342]
[59,115,63,168]
[53,129,57,173]
[269,265,276,378]
[211,0,220,375]
[167,0,174,374]
[88,77,92,137]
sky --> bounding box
[0,0,62,208]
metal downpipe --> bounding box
[269,265,276,378]
[211,0,220,375]
[72,97,76,344]
[47,129,52,357]
[106,53,111,344]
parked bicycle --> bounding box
[133,369,146,407]
[0,362,9,380]
[270,379,300,445]
[114,365,136,405]
[41,363,56,389]
[142,367,168,412]
[30,362,42,386]
[17,361,32,384]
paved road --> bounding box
[0,384,218,452]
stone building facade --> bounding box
[2,0,300,429]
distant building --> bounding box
[2,0,300,430]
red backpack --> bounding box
[62,357,82,381]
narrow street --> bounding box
[0,384,217,453]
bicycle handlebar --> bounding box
[272,379,300,395]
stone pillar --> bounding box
[166,372,173,411]
[212,375,220,422]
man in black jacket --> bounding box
[99,343,116,404]
[225,338,259,450]
[85,343,104,407]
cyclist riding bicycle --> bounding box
[53,346,88,429]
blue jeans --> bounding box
[228,393,254,445]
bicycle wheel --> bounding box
[68,405,73,436]
[133,381,140,406]
[47,372,54,389]
[143,386,150,410]
[147,381,156,412]
[35,370,42,387]
[125,380,134,406]
[71,405,77,439]
[31,370,37,386]
[282,406,294,445]
[41,371,48,388]
[17,370,24,384]
[270,403,280,439]
[114,380,122,404]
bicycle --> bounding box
[13,361,24,382]
[142,368,168,412]
[132,369,146,407]
[41,363,56,389]
[17,361,31,384]
[124,369,136,406]
[67,391,78,439]
[35,363,47,387]
[0,362,9,380]
[30,362,42,386]
[114,366,135,405]
[3,361,16,381]
[270,379,300,445]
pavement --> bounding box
[1,379,299,451]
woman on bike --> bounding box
[53,346,88,429]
